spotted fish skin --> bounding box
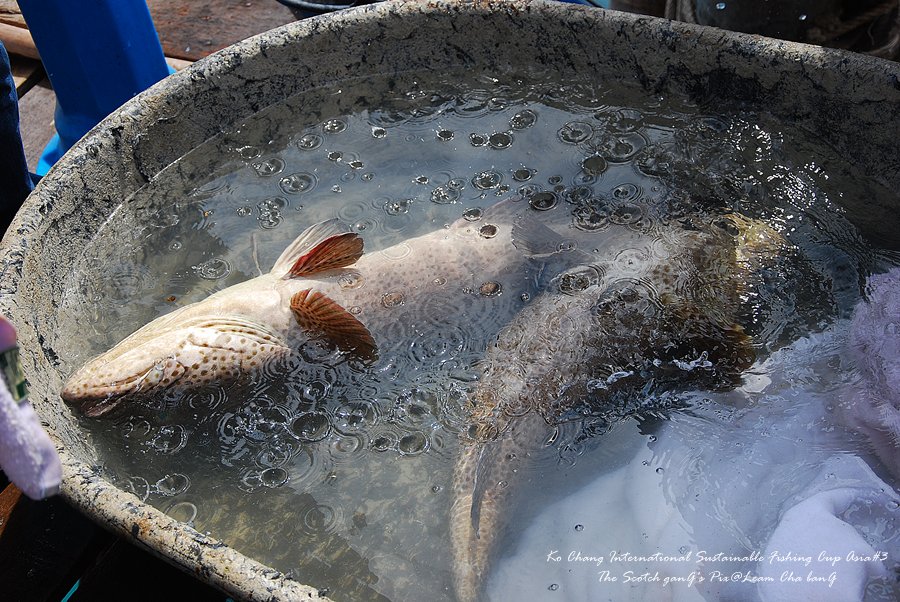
[62,200,544,417]
[450,214,783,602]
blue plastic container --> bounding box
[17,0,171,174]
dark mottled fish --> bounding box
[450,213,784,601]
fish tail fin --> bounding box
[451,412,549,602]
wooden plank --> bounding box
[0,21,38,60]
[147,0,300,61]
[0,482,22,539]
[10,54,41,95]
[0,0,25,29]
[18,78,55,173]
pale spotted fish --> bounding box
[62,198,551,416]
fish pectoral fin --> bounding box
[272,219,364,278]
[290,289,377,359]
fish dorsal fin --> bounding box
[272,220,362,278]
[286,232,363,278]
[290,289,377,358]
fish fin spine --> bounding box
[290,289,376,358]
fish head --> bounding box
[61,315,288,417]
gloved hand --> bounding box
[0,317,61,499]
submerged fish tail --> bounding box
[451,411,550,602]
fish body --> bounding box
[450,213,784,601]
[62,200,546,416]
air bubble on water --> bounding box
[436,129,455,141]
[237,145,261,160]
[432,485,443,493]
[257,212,282,229]
[529,191,558,211]
[612,183,642,201]
[152,425,187,454]
[290,412,331,442]
[194,258,231,280]
[520,292,530,302]
[715,2,726,9]
[382,291,405,307]
[518,184,540,198]
[297,133,323,150]
[549,584,559,592]
[479,224,498,238]
[331,185,342,193]
[371,435,396,452]
[260,467,289,487]
[656,467,665,474]
[251,157,285,177]
[338,272,364,289]
[558,121,593,144]
[169,240,183,250]
[509,109,537,130]
[798,13,807,21]
[469,133,487,147]
[165,501,198,525]
[384,198,412,216]
[155,473,190,496]
[371,126,387,139]
[431,185,461,204]
[236,206,252,217]
[349,305,362,315]
[302,503,341,534]
[581,154,608,176]
[488,131,513,149]
[398,431,428,455]
[513,168,534,182]
[327,150,343,162]
[361,172,374,182]
[124,476,150,501]
[258,197,287,212]
[575,524,584,532]
[323,118,347,133]
[462,207,483,221]
[279,172,317,194]
[448,177,466,190]
[473,170,502,190]
[566,185,593,204]
[414,175,429,185]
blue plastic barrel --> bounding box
[17,0,171,175]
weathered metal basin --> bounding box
[1,1,899,600]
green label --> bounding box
[0,346,28,402]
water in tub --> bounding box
[54,71,899,601]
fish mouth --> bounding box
[73,391,130,418]
[60,365,160,418]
